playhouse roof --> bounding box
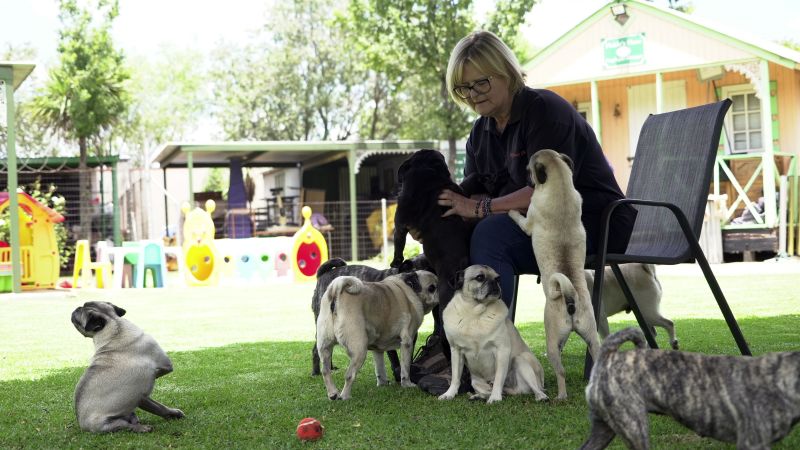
[0,192,65,223]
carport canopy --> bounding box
[151,140,439,259]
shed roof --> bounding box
[0,61,35,91]
[151,140,439,171]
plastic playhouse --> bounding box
[0,192,65,290]
[182,199,221,286]
[292,206,328,282]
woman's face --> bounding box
[460,62,512,119]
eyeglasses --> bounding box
[452,76,493,99]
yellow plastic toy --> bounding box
[72,239,112,288]
[181,199,220,286]
[292,206,328,282]
[0,192,64,290]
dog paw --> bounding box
[400,380,416,388]
[438,392,455,401]
[376,379,390,387]
[671,340,679,350]
[133,424,154,433]
[390,258,404,268]
[166,408,185,419]
[486,395,503,404]
[468,393,485,402]
[555,392,568,401]
[534,393,549,402]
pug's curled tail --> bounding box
[548,273,577,315]
[323,276,364,314]
[600,328,647,360]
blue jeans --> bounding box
[469,214,539,310]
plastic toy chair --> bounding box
[132,241,168,288]
[72,240,112,288]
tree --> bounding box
[30,0,130,239]
[212,0,369,141]
[112,47,209,165]
[344,0,536,175]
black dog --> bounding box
[391,149,475,364]
[310,255,431,379]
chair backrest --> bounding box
[623,100,732,261]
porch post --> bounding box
[187,151,194,205]
[759,59,776,226]
[655,72,664,114]
[347,148,358,260]
[590,80,601,144]
[1,68,21,293]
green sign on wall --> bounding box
[603,33,645,68]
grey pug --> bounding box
[584,263,678,349]
[72,301,184,433]
[509,149,601,400]
[582,327,800,450]
[438,265,548,403]
[316,270,438,400]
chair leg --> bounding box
[509,274,519,322]
[585,258,608,380]
[610,264,658,349]
[693,249,752,356]
[673,208,752,356]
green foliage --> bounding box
[111,48,208,166]
[202,168,228,198]
[212,0,368,141]
[343,0,535,169]
[30,0,130,236]
[0,179,72,267]
[31,0,130,144]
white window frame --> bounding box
[721,83,763,154]
[576,101,594,126]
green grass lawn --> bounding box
[1,262,799,448]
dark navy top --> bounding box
[460,87,636,253]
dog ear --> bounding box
[450,270,465,291]
[85,312,107,333]
[402,272,422,293]
[108,303,126,317]
[559,153,574,172]
[534,162,547,185]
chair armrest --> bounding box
[593,198,697,269]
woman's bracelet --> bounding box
[483,197,492,217]
[473,199,481,218]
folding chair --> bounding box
[584,99,751,376]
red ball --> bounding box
[296,417,324,441]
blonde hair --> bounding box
[446,30,526,110]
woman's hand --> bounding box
[438,189,476,218]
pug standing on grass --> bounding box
[316,270,439,400]
[508,149,601,400]
[584,264,678,349]
[438,265,548,403]
[582,327,800,450]
[72,301,184,433]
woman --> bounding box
[414,30,636,395]
[440,30,635,307]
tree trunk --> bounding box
[78,136,92,241]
